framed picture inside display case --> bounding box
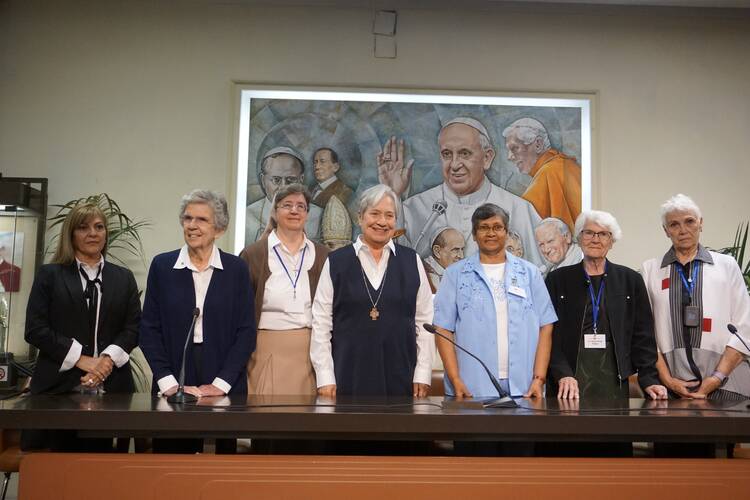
[232,85,593,283]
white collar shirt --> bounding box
[173,244,223,344]
[258,230,316,330]
[59,256,129,373]
[351,235,396,289]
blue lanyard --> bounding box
[272,244,307,299]
[584,264,606,334]
[676,261,700,297]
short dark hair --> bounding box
[471,203,510,235]
[313,147,339,164]
[273,183,312,208]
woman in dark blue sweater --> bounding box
[140,189,255,452]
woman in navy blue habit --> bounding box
[140,189,255,452]
[310,184,434,398]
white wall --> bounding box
[1,0,748,288]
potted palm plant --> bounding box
[716,222,749,295]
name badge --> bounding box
[584,334,606,349]
[683,305,700,328]
[508,285,526,298]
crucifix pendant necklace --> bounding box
[360,261,388,321]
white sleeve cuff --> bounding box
[157,375,179,395]
[212,377,231,395]
[315,369,336,388]
[101,344,130,368]
[59,340,83,372]
[413,365,433,385]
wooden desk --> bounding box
[0,394,749,443]
[19,454,750,500]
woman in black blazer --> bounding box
[23,203,140,451]
[545,210,666,401]
[540,210,667,458]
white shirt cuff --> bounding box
[101,344,130,368]
[413,366,432,385]
[157,375,179,394]
[315,369,336,388]
[59,340,83,372]
[212,377,231,395]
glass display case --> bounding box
[0,175,47,388]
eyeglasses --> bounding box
[181,215,213,226]
[579,229,612,241]
[266,175,303,186]
[476,224,506,234]
[277,202,308,212]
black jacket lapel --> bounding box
[63,262,94,355]
[62,263,89,321]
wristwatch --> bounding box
[710,370,728,387]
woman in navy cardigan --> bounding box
[140,190,255,451]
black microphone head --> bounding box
[423,323,437,334]
[193,307,200,317]
[728,323,738,334]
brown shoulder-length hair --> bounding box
[51,203,108,265]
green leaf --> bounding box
[46,193,151,268]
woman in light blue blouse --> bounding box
[433,203,557,399]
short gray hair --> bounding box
[660,193,702,227]
[471,203,510,234]
[574,210,623,243]
[179,189,230,231]
[502,117,551,150]
[358,184,399,218]
[536,217,570,237]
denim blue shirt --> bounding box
[434,252,558,397]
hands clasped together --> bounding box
[76,354,113,388]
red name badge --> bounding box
[703,318,712,333]
[661,278,670,290]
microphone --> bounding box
[727,324,750,410]
[423,323,517,408]
[413,200,447,254]
[728,324,750,353]
[167,307,201,404]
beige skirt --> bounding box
[247,328,316,395]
